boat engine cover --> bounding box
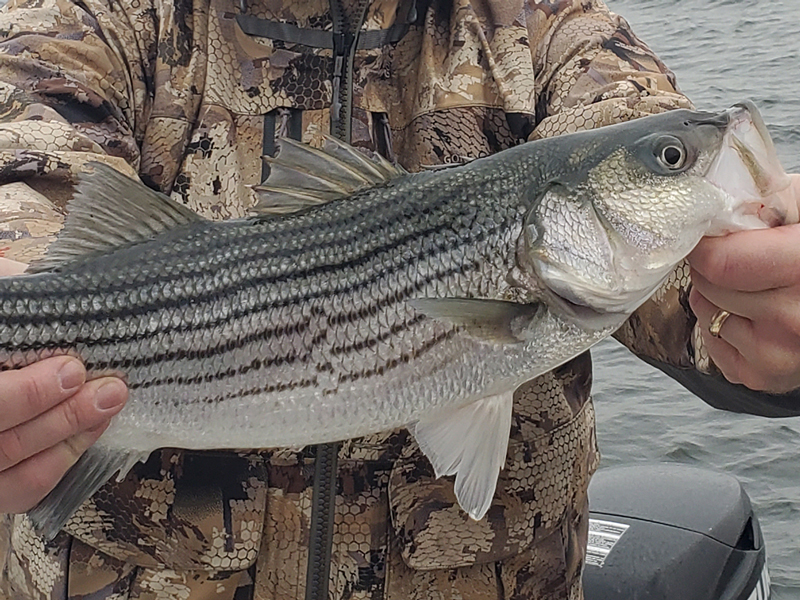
[583,464,769,600]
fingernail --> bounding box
[58,359,86,391]
[94,381,126,411]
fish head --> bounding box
[519,102,792,327]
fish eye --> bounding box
[656,141,687,170]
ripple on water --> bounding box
[598,5,800,593]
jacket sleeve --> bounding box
[525,0,692,140]
[0,0,155,263]
[525,0,800,416]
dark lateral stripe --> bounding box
[32,271,468,395]
[128,354,295,391]
[206,378,318,403]
[4,258,474,363]
[336,329,456,384]
[88,330,303,375]
[119,327,331,389]
[2,220,493,331]
[153,379,319,405]
[329,315,424,356]
[2,218,462,306]
[3,168,502,304]
[163,328,456,405]
[5,309,305,356]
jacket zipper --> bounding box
[304,441,340,600]
[328,0,370,143]
[304,1,371,598]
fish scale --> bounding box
[1,104,792,538]
[0,155,529,445]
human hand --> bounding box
[0,257,27,276]
[688,174,800,393]
[0,358,128,514]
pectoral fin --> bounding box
[411,391,514,520]
[27,443,149,540]
[408,298,544,343]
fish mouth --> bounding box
[705,101,795,230]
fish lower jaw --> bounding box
[541,286,629,331]
[536,265,660,330]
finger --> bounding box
[690,270,773,322]
[0,357,87,431]
[0,257,27,276]
[688,223,800,292]
[697,326,747,387]
[689,286,754,352]
[690,288,799,392]
[701,327,794,392]
[774,173,800,225]
[0,377,127,471]
[0,422,109,514]
[689,286,745,384]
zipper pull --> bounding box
[330,32,352,136]
[331,65,344,123]
[407,0,417,23]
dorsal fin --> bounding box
[252,135,406,215]
[27,162,204,273]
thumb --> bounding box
[0,258,27,276]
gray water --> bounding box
[598,0,800,596]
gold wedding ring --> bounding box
[708,309,731,338]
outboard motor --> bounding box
[583,464,769,600]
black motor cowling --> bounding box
[583,464,769,600]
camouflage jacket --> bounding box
[0,0,696,598]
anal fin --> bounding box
[27,443,149,540]
[412,391,514,520]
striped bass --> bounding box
[0,101,792,539]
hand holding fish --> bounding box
[0,261,128,514]
[689,173,800,393]
[0,258,27,276]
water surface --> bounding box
[598,1,800,596]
